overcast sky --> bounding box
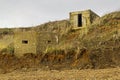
[0,0,120,28]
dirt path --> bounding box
[0,68,120,80]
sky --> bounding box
[0,0,120,28]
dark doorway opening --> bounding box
[78,14,82,27]
[22,40,28,44]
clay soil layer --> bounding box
[0,68,120,80]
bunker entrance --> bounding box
[78,14,82,27]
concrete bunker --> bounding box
[14,29,58,57]
[14,9,100,57]
[70,9,100,29]
[14,30,37,57]
[37,31,58,53]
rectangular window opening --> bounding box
[78,14,82,27]
[22,40,28,44]
[47,40,51,44]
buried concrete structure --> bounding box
[14,28,58,57]
[14,9,100,57]
[14,29,37,57]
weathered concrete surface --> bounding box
[14,30,37,57]
[37,31,58,53]
[70,9,100,29]
[14,29,58,56]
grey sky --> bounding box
[0,0,120,28]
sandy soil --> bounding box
[0,68,120,80]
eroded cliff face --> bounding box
[0,11,120,73]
